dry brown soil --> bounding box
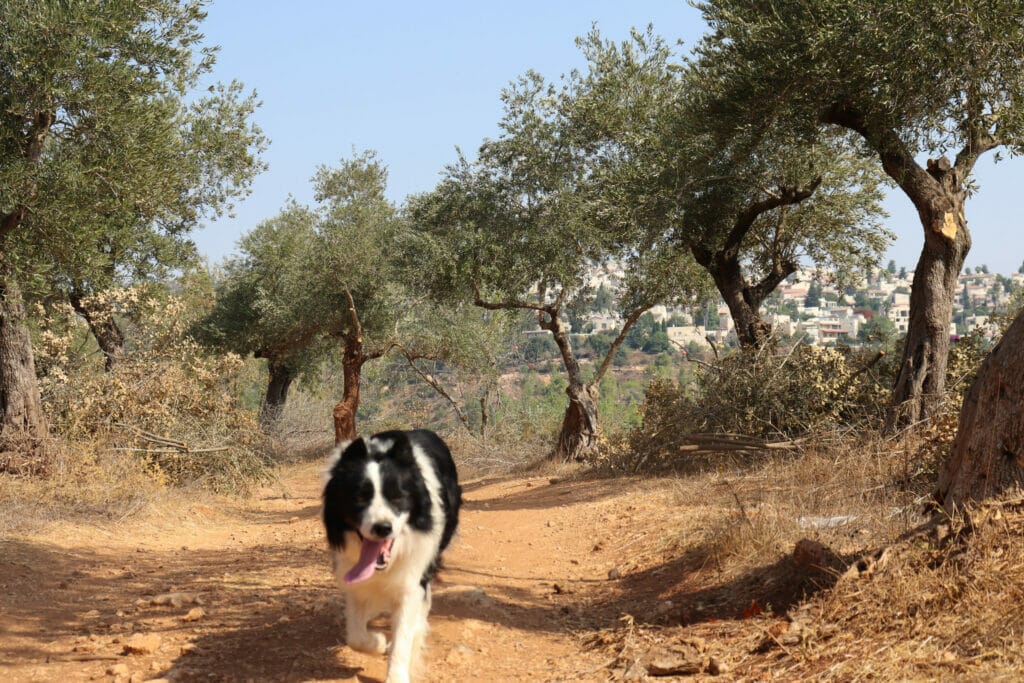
[0,461,810,682]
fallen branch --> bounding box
[110,447,231,454]
[113,423,229,454]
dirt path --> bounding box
[1,462,691,682]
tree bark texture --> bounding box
[540,305,603,461]
[934,308,1024,511]
[260,358,294,426]
[888,165,971,429]
[555,382,600,462]
[687,184,810,350]
[0,265,48,456]
[68,290,125,371]
[332,343,363,445]
[821,104,980,430]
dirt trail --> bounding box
[1,462,695,682]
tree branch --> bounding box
[472,281,550,313]
[821,102,939,207]
[722,178,821,259]
[593,304,652,385]
[954,89,1001,177]
[398,347,471,431]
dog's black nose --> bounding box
[371,522,393,539]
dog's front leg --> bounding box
[344,593,387,655]
[386,584,429,683]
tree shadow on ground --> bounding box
[430,537,859,643]
[0,532,378,682]
[599,539,858,628]
[461,477,633,513]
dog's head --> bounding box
[323,432,427,583]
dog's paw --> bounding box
[347,630,387,655]
[385,667,410,683]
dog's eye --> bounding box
[354,486,373,505]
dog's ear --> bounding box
[339,437,368,462]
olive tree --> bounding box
[198,152,405,438]
[410,67,704,461]
[201,151,497,441]
[196,203,326,425]
[690,0,1024,424]
[572,29,890,348]
[0,1,265,450]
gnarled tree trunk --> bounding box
[688,184,810,350]
[332,345,362,445]
[555,382,599,462]
[260,358,294,426]
[934,308,1024,511]
[710,260,774,349]
[0,265,48,462]
[888,164,971,429]
[540,302,603,461]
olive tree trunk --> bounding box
[704,255,792,349]
[822,105,977,430]
[0,266,48,457]
[541,303,600,462]
[68,290,125,371]
[934,308,1024,511]
[688,183,811,350]
[555,382,599,461]
[332,343,363,445]
[889,187,970,428]
[260,358,295,426]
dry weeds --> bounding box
[583,428,1024,681]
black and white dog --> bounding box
[322,429,461,683]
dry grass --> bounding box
[779,497,1024,680]
[583,427,1024,681]
[0,441,169,537]
[265,390,337,462]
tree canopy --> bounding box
[409,43,707,459]
[567,28,890,347]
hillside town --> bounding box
[581,262,1024,350]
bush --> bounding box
[40,288,275,495]
[625,344,897,468]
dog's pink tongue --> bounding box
[345,539,389,584]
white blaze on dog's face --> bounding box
[359,459,411,542]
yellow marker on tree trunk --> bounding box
[937,212,957,239]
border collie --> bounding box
[322,429,461,683]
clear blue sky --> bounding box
[194,1,1024,275]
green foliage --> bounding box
[196,202,324,367]
[1,0,266,290]
[692,0,1024,158]
[196,151,403,368]
[519,334,558,363]
[571,28,891,343]
[859,315,897,345]
[804,282,823,308]
[642,330,673,354]
[625,312,659,350]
